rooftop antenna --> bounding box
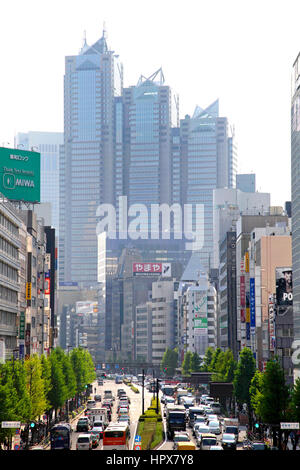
[103,21,107,39]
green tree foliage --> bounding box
[47,352,68,413]
[233,348,256,404]
[40,354,52,413]
[11,359,31,422]
[0,362,19,443]
[249,369,264,420]
[190,352,201,372]
[233,348,256,427]
[161,348,178,376]
[208,348,222,372]
[70,347,96,395]
[24,355,47,421]
[182,351,193,376]
[257,359,289,425]
[211,349,237,382]
[290,377,300,423]
[201,347,214,371]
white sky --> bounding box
[0,0,298,206]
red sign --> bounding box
[44,278,50,295]
[240,276,246,323]
[132,262,171,276]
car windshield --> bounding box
[198,427,209,433]
[78,437,90,443]
[203,439,217,445]
[223,434,235,441]
[209,421,219,426]
[252,443,265,449]
[174,435,189,441]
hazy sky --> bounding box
[0,0,298,206]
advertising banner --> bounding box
[240,275,246,322]
[250,278,256,328]
[276,267,293,306]
[0,147,40,202]
[132,262,171,277]
[268,294,275,352]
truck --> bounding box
[223,418,239,441]
[165,404,187,439]
[175,388,189,404]
[88,407,109,428]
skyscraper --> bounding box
[179,100,236,270]
[59,29,123,285]
[14,131,63,232]
[291,52,300,381]
[122,68,178,230]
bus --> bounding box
[102,423,130,450]
[50,423,72,450]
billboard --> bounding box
[250,278,256,328]
[276,267,293,306]
[132,262,171,277]
[0,147,40,202]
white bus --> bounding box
[102,423,130,450]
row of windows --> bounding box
[0,214,19,237]
[0,310,16,327]
[0,285,18,304]
[0,260,18,283]
[0,236,19,260]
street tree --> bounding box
[233,347,256,427]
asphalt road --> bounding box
[70,379,155,450]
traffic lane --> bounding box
[87,379,154,450]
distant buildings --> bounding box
[14,131,63,233]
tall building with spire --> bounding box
[59,29,123,285]
[179,100,236,270]
[122,68,178,224]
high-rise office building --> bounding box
[59,29,123,285]
[121,68,178,232]
[179,100,236,270]
[292,52,300,381]
[14,131,63,233]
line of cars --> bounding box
[75,386,116,450]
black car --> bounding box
[76,419,90,432]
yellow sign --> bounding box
[26,282,32,300]
[245,252,249,273]
[246,307,250,322]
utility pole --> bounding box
[156,378,159,414]
[142,369,145,415]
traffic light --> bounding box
[255,423,260,430]
[30,422,35,428]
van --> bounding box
[76,433,92,450]
[200,433,217,450]
[104,390,114,401]
[87,400,96,410]
[176,441,196,451]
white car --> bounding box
[76,433,92,450]
[206,414,218,423]
[208,420,221,435]
[209,445,223,450]
[193,421,206,436]
[195,425,210,446]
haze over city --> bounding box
[0,0,297,205]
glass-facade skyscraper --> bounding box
[59,30,123,285]
[179,100,235,270]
